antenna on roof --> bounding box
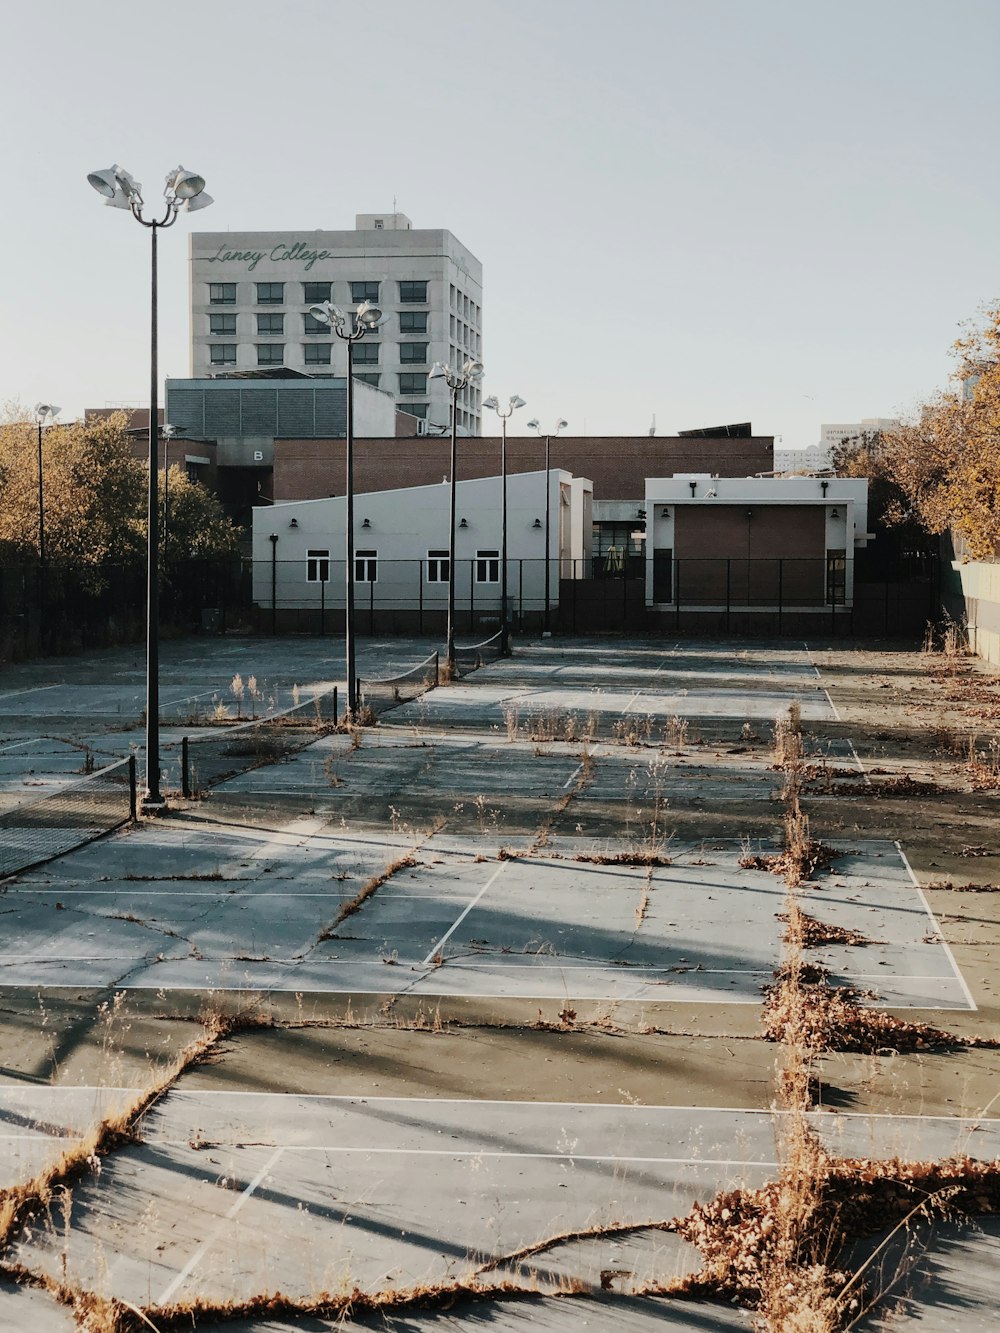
[649,413,656,437]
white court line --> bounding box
[422,864,507,965]
[621,658,669,714]
[896,840,978,1012]
[847,739,872,785]
[0,738,48,753]
[562,763,583,789]
[150,1144,777,1167]
[822,688,840,721]
[0,686,61,702]
[155,1144,284,1305]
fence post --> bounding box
[269,534,278,635]
[726,559,731,634]
[433,650,439,685]
[675,559,681,633]
[320,577,325,637]
[181,736,190,799]
[418,560,424,634]
[370,577,375,634]
[128,753,137,820]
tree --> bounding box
[0,410,238,569]
[868,306,1000,561]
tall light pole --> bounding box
[482,394,526,655]
[526,417,568,635]
[33,404,60,564]
[87,164,213,811]
[308,300,382,716]
[429,358,485,674]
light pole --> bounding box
[429,358,485,674]
[307,300,382,716]
[87,164,213,810]
[482,394,526,655]
[33,404,60,564]
[526,417,568,635]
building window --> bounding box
[256,282,284,304]
[307,549,330,582]
[257,313,284,335]
[426,549,450,583]
[303,312,331,335]
[303,281,332,304]
[209,344,237,365]
[209,313,236,335]
[398,280,428,303]
[374,219,384,229]
[354,373,381,387]
[351,281,380,303]
[476,549,499,583]
[400,342,428,364]
[256,344,284,366]
[355,549,377,582]
[398,373,427,395]
[304,343,332,366]
[353,342,379,364]
[209,283,236,304]
[404,402,428,419]
[399,311,428,334]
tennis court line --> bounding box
[422,864,507,965]
[896,840,977,1012]
[155,1144,285,1305]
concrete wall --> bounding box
[951,560,1000,665]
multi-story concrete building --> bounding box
[188,213,483,435]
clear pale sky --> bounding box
[2,0,997,445]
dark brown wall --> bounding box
[673,505,826,604]
[272,436,774,503]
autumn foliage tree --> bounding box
[844,306,1000,561]
[0,408,238,570]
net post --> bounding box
[434,651,439,685]
[181,736,191,799]
[333,685,338,723]
[128,753,138,821]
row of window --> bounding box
[307,549,500,584]
[449,284,481,327]
[208,342,431,389]
[209,280,428,306]
[209,312,428,336]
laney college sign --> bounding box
[203,241,335,272]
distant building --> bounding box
[773,419,899,474]
[188,213,483,435]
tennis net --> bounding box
[174,686,339,797]
[0,756,135,880]
[453,629,506,677]
[357,650,440,718]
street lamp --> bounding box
[87,163,212,810]
[33,404,60,564]
[526,417,569,635]
[429,358,485,674]
[482,393,526,654]
[308,300,382,716]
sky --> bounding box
[2,0,998,446]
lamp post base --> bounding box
[139,794,169,816]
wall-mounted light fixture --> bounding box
[660,507,670,518]
[689,481,697,497]
[288,517,298,528]
[459,517,468,529]
[532,518,542,529]
[821,480,829,497]
[830,508,840,519]
[362,517,371,529]
[636,508,646,520]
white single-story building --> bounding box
[252,469,593,631]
